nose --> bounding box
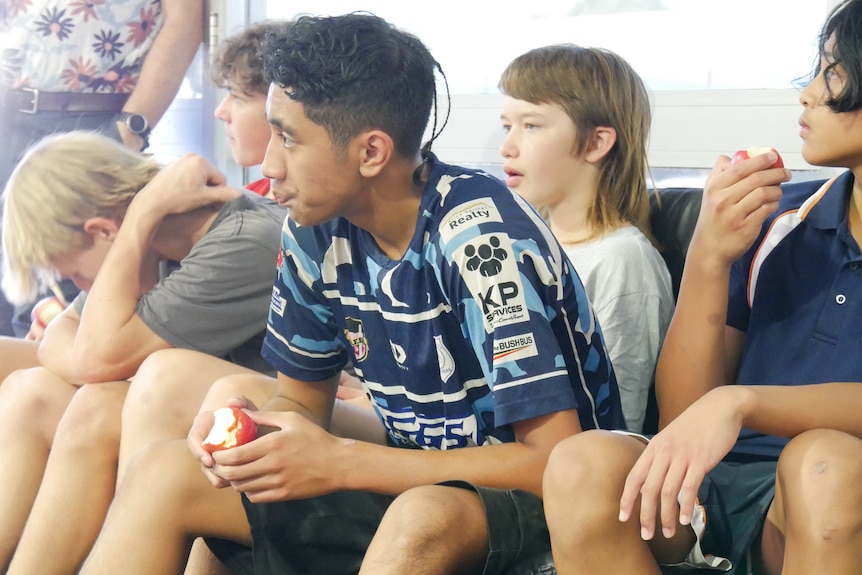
[499,131,517,159]
[798,74,820,108]
[260,138,284,182]
[214,95,230,122]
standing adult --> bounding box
[0,0,204,336]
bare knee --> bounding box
[379,485,487,557]
[777,429,862,540]
[0,367,75,442]
[124,349,194,424]
[544,430,641,508]
[57,383,128,451]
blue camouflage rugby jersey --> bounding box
[262,158,623,449]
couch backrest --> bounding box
[649,188,703,301]
[642,188,702,434]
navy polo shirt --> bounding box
[726,171,862,460]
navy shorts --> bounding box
[208,481,550,575]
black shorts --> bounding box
[208,482,551,575]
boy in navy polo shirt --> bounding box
[542,1,862,574]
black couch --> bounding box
[504,187,704,575]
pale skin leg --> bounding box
[0,337,39,383]
[758,429,862,575]
[81,374,275,575]
[0,367,77,571]
[542,430,694,575]
[359,485,488,575]
[118,349,266,575]
[7,381,129,575]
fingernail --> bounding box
[662,527,673,539]
[641,526,651,540]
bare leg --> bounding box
[80,440,251,575]
[0,368,76,570]
[182,539,233,575]
[0,337,38,383]
[542,430,695,575]
[7,381,128,575]
[360,485,488,575]
[760,429,862,575]
[118,349,260,478]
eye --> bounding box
[501,123,512,134]
[277,132,295,148]
[525,123,538,130]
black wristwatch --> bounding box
[116,112,152,151]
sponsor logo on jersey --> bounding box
[270,285,286,316]
[434,335,455,382]
[460,233,529,332]
[344,317,369,362]
[493,333,537,363]
[440,199,502,243]
[390,340,408,370]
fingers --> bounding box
[620,447,654,523]
[677,467,706,527]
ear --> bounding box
[357,130,394,178]
[82,217,120,241]
[583,126,617,164]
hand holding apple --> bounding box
[201,406,258,453]
[730,146,784,168]
[30,296,66,329]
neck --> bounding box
[151,208,221,261]
[353,155,427,260]
[849,169,862,249]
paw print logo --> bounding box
[465,236,508,277]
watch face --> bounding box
[126,114,148,134]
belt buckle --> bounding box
[20,88,39,114]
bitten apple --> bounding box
[730,146,784,168]
[30,296,66,329]
[201,407,258,453]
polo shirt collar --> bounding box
[803,170,854,231]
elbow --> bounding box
[72,345,130,383]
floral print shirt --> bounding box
[0,0,162,93]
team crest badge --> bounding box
[344,317,369,362]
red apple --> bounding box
[201,407,258,453]
[730,146,784,168]
[30,296,66,329]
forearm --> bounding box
[122,0,203,127]
[37,315,85,384]
[73,201,160,377]
[736,383,862,439]
[335,435,555,497]
[656,249,733,426]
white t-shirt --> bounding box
[564,224,674,432]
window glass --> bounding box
[266,0,829,93]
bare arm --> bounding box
[73,156,237,382]
[35,305,84,384]
[655,152,789,426]
[191,372,581,500]
[116,0,204,150]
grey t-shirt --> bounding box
[73,190,285,374]
[564,224,674,432]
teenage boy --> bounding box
[0,131,284,574]
[78,12,623,575]
[542,1,862,574]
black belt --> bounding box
[0,88,128,114]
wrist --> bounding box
[113,112,151,151]
[715,385,757,427]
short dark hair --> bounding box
[814,0,862,112]
[211,20,290,95]
[260,12,437,157]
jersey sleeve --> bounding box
[261,220,348,381]
[433,184,616,430]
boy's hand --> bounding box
[188,395,259,489]
[207,410,346,503]
[618,386,749,540]
[132,154,240,222]
[692,152,790,269]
